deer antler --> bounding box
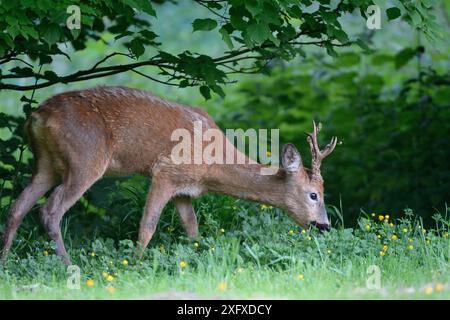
[306,121,338,182]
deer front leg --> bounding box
[137,180,174,256]
[174,196,199,238]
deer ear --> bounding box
[281,143,302,173]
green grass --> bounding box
[0,197,449,300]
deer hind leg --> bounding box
[1,158,57,263]
[174,196,199,238]
[137,179,174,256]
[40,164,106,265]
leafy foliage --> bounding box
[0,0,442,97]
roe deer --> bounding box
[1,86,337,265]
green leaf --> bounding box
[192,19,218,32]
[211,85,225,98]
[395,48,416,69]
[40,23,61,45]
[129,38,145,57]
[386,7,401,20]
[200,85,211,100]
[246,23,270,44]
[219,27,234,49]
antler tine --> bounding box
[306,121,337,182]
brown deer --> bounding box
[1,86,337,265]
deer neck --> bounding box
[207,162,287,208]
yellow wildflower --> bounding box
[106,275,114,282]
[389,223,394,227]
[379,251,385,257]
[402,228,408,233]
[218,281,228,291]
[236,267,244,273]
[327,249,331,254]
[371,213,376,217]
[179,261,187,268]
[444,232,449,238]
[384,215,389,220]
[86,279,94,287]
[288,230,294,235]
[408,245,414,251]
[426,240,430,245]
[306,236,312,241]
[90,252,95,257]
[266,151,271,157]
[391,235,398,241]
[220,228,225,234]
[43,250,49,257]
[193,242,199,248]
[377,235,381,239]
[378,215,384,221]
[301,229,306,234]
[365,225,371,231]
[102,272,108,278]
[122,259,128,266]
[106,286,116,294]
[409,238,414,243]
[383,245,388,252]
[297,274,305,281]
[435,283,444,292]
[424,286,433,295]
[261,204,273,210]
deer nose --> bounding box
[310,221,331,233]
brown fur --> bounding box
[1,86,336,264]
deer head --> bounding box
[280,121,338,232]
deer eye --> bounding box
[309,192,318,201]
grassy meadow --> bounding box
[0,195,448,300]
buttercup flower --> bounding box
[90,252,95,257]
[86,279,94,287]
[288,230,294,235]
[106,286,116,294]
[306,236,312,241]
[179,261,187,268]
[403,228,408,233]
[43,250,49,257]
[122,259,128,266]
[435,283,444,292]
[365,225,371,231]
[407,245,414,250]
[424,286,433,295]
[194,242,199,248]
[106,275,114,282]
[218,281,227,291]
[379,251,385,257]
[391,235,398,241]
[297,274,305,281]
[378,215,384,221]
[220,228,225,234]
